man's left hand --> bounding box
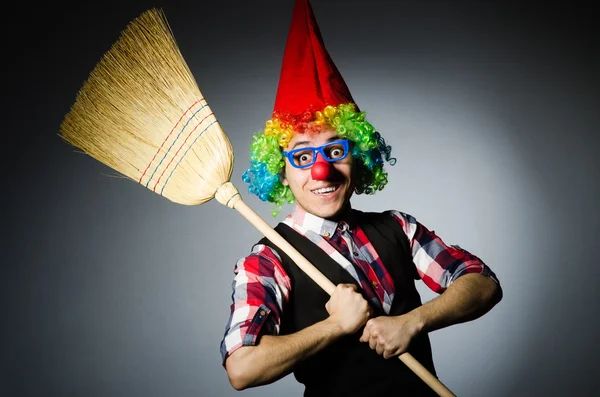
[359,313,423,359]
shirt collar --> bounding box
[286,205,355,237]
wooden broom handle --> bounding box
[225,194,456,397]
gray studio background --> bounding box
[3,1,599,396]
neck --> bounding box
[295,200,352,222]
[327,202,352,222]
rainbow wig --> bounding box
[242,103,396,216]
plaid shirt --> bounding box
[220,206,497,362]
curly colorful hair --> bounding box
[242,103,396,216]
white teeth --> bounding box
[312,186,337,195]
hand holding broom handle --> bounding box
[215,182,456,397]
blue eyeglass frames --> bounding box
[281,139,350,169]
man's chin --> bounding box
[310,202,350,221]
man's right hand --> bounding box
[225,283,371,390]
[325,283,372,335]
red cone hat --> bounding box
[273,0,356,116]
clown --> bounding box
[220,1,502,396]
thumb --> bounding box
[359,327,369,343]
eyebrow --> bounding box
[290,136,340,150]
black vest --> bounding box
[258,210,437,397]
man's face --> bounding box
[282,128,355,220]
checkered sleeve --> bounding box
[220,244,291,364]
[388,211,499,293]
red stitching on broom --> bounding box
[152,112,215,192]
[138,98,204,184]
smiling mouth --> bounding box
[311,185,340,195]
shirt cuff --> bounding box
[220,304,272,365]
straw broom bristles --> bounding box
[59,8,234,206]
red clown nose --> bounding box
[311,153,332,180]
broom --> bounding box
[59,8,455,397]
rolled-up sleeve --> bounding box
[389,211,499,293]
[220,244,291,364]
